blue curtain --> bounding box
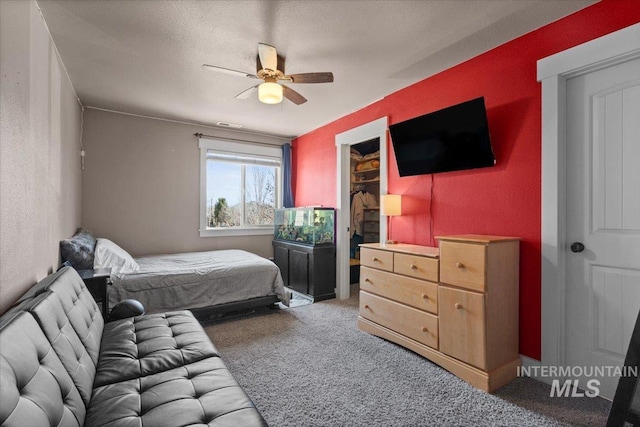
[282,142,294,207]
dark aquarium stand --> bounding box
[272,240,336,301]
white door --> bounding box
[565,57,640,400]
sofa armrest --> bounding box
[109,299,145,321]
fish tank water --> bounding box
[273,207,335,246]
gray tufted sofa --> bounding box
[0,267,268,427]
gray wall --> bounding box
[0,1,82,313]
[81,108,288,258]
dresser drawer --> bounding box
[360,267,438,314]
[438,286,486,369]
[393,253,439,283]
[360,248,393,272]
[439,241,486,291]
[360,291,438,349]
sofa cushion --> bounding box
[1,268,102,408]
[94,311,218,387]
[38,267,104,365]
[0,311,85,427]
[23,291,97,406]
[86,358,267,427]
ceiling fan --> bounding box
[203,43,333,105]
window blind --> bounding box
[206,151,281,167]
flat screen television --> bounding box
[389,97,495,176]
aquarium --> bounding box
[273,207,335,246]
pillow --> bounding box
[93,238,140,274]
[60,228,97,270]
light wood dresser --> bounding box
[357,235,520,392]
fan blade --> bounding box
[202,64,258,79]
[285,72,334,84]
[282,85,307,105]
[258,43,277,71]
[235,85,259,100]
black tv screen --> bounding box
[389,97,495,176]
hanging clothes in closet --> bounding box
[350,190,377,257]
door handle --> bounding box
[570,242,585,253]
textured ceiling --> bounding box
[37,0,595,138]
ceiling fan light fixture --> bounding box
[205,43,332,105]
[258,81,283,104]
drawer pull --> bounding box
[410,264,418,270]
[364,278,372,283]
[422,326,429,333]
[372,257,379,263]
[456,262,464,269]
[454,303,462,310]
[421,293,429,300]
[364,304,371,310]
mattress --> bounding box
[108,249,287,314]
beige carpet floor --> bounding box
[203,287,611,426]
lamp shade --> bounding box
[380,194,402,216]
[258,82,283,104]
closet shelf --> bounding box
[352,178,380,184]
[353,168,380,175]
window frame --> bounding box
[199,137,282,237]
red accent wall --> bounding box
[292,0,640,360]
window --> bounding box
[199,138,281,236]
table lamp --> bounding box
[380,194,402,244]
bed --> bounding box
[109,249,289,316]
[60,229,289,318]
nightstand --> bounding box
[77,268,112,320]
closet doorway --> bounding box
[349,139,381,283]
[335,117,388,300]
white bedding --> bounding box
[108,249,288,314]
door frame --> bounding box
[538,23,640,371]
[335,117,388,300]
